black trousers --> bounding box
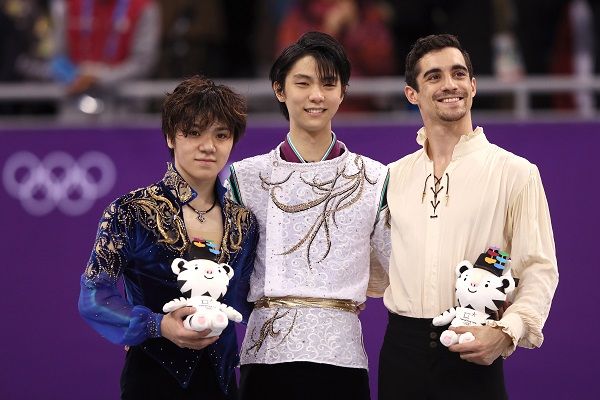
[240,361,371,400]
[120,346,237,400]
[378,313,507,400]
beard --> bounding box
[438,106,468,122]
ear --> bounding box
[455,260,472,277]
[404,85,419,105]
[501,270,516,293]
[171,258,187,275]
[273,82,285,102]
[340,84,347,101]
[471,77,477,98]
[220,263,234,279]
[166,135,175,150]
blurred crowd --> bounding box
[1,0,599,116]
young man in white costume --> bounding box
[227,31,390,400]
[379,34,559,400]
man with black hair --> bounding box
[227,31,390,400]
[379,34,558,400]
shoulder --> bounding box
[492,145,538,185]
[231,152,273,173]
[105,180,170,217]
[387,149,422,175]
[347,152,388,176]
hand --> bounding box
[356,302,366,315]
[66,74,98,95]
[448,325,511,365]
[161,307,219,350]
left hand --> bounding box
[448,325,512,365]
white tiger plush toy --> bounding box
[163,254,243,337]
[432,247,518,347]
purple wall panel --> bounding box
[0,122,594,399]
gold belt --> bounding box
[254,296,358,313]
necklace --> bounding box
[187,198,217,223]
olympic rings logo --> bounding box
[2,151,116,216]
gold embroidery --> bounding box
[245,309,298,355]
[163,163,193,203]
[219,198,251,264]
[260,156,376,265]
[86,164,253,281]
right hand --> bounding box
[161,307,219,350]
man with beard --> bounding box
[378,34,558,400]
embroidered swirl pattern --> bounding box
[259,155,377,265]
[85,164,252,279]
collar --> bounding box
[417,126,489,160]
[161,162,227,206]
[280,131,344,162]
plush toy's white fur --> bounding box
[163,258,242,337]
[432,259,517,347]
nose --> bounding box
[199,137,216,153]
[309,87,325,102]
[440,73,459,91]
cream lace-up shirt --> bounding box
[385,127,558,357]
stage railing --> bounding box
[1,75,599,121]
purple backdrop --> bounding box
[0,121,593,399]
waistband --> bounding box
[387,312,446,331]
[255,296,359,313]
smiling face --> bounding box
[167,120,233,187]
[405,47,476,128]
[274,55,344,137]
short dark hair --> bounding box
[161,76,247,157]
[270,31,351,120]
[405,34,473,91]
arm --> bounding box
[228,211,259,323]
[78,202,163,346]
[490,164,558,355]
[368,170,391,297]
[450,165,558,363]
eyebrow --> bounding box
[422,64,469,79]
[292,73,314,80]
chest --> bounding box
[181,206,224,247]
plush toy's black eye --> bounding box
[463,277,467,281]
[485,284,489,287]
[195,267,198,270]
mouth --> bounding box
[436,96,463,104]
[204,275,214,280]
[195,159,216,163]
[305,108,326,115]
[468,288,477,293]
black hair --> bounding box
[269,31,351,120]
[405,34,473,91]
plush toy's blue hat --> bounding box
[186,237,221,261]
[474,247,510,277]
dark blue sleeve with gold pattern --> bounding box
[78,200,162,345]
